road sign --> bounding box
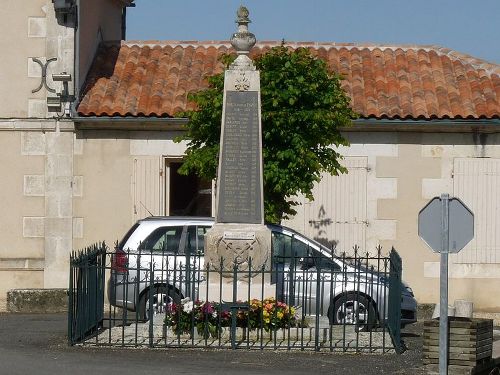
[418,195,474,253]
[418,194,474,375]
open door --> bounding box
[167,161,212,217]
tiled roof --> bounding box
[77,40,500,120]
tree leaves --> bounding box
[175,46,357,224]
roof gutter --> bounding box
[73,115,500,133]
[74,116,189,131]
[347,118,500,133]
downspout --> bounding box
[71,0,81,118]
[121,6,126,40]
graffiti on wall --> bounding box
[308,205,337,251]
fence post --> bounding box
[387,247,403,353]
[68,252,74,345]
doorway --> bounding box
[167,161,212,217]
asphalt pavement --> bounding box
[0,313,430,375]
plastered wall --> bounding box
[287,131,500,311]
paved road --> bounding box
[0,313,427,375]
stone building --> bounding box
[1,1,499,314]
[0,0,134,310]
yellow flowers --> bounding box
[246,296,298,331]
[167,296,299,334]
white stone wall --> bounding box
[284,131,500,310]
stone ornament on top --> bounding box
[230,6,257,71]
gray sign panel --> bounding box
[218,91,262,224]
[418,196,474,253]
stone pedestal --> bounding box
[199,272,276,303]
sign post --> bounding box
[418,194,474,375]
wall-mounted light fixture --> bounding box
[52,0,76,24]
[47,72,75,114]
[52,0,76,15]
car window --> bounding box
[311,249,341,271]
[117,223,140,250]
[186,225,210,255]
[272,231,310,264]
[138,226,184,253]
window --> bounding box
[138,226,184,253]
[272,230,341,271]
[186,226,210,255]
[272,231,310,264]
[314,252,341,272]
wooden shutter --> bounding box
[283,157,368,253]
[132,157,164,222]
[453,158,500,264]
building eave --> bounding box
[74,116,189,131]
[347,118,500,133]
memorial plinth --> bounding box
[205,6,272,281]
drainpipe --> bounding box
[71,0,80,118]
[121,6,126,40]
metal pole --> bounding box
[439,194,450,375]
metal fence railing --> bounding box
[68,242,107,345]
[387,248,403,353]
[68,245,405,353]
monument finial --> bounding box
[230,5,256,58]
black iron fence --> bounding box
[68,242,106,344]
[69,245,407,353]
[387,248,403,353]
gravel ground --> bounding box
[0,313,428,374]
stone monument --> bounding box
[205,6,272,280]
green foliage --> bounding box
[176,46,356,223]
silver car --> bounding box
[108,216,417,329]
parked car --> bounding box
[108,216,417,329]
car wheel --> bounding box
[138,286,181,321]
[329,293,377,332]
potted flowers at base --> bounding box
[164,297,299,341]
[164,298,231,339]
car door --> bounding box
[272,229,343,316]
[184,224,211,299]
[137,225,186,289]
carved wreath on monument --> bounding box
[234,72,250,91]
[206,232,268,275]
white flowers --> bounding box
[181,297,194,314]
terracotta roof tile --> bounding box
[77,40,500,120]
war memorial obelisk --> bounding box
[205,7,272,291]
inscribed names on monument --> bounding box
[218,90,262,223]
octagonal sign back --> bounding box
[418,196,474,253]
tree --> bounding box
[175,46,356,224]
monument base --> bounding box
[199,274,276,303]
[204,223,271,276]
